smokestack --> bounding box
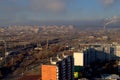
[104,16,119,30]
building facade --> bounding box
[114,45,120,57]
[74,44,120,67]
[41,55,74,80]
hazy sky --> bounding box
[0,0,120,26]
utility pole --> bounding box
[0,40,7,65]
[4,41,7,65]
[46,39,49,50]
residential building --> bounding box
[114,45,120,57]
[41,54,74,80]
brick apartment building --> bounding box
[41,54,74,80]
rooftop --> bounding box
[17,75,41,80]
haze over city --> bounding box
[0,0,120,80]
[0,0,120,26]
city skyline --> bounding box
[0,0,120,26]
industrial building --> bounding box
[41,54,74,80]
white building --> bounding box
[74,48,96,67]
[114,45,120,57]
[74,52,84,66]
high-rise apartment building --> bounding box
[41,54,74,80]
[74,44,120,68]
[114,45,120,57]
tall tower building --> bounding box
[41,54,74,80]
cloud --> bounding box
[0,0,71,25]
[102,0,114,5]
[27,0,67,13]
[110,16,120,22]
[1,0,67,13]
[102,0,118,5]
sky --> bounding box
[0,0,120,26]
